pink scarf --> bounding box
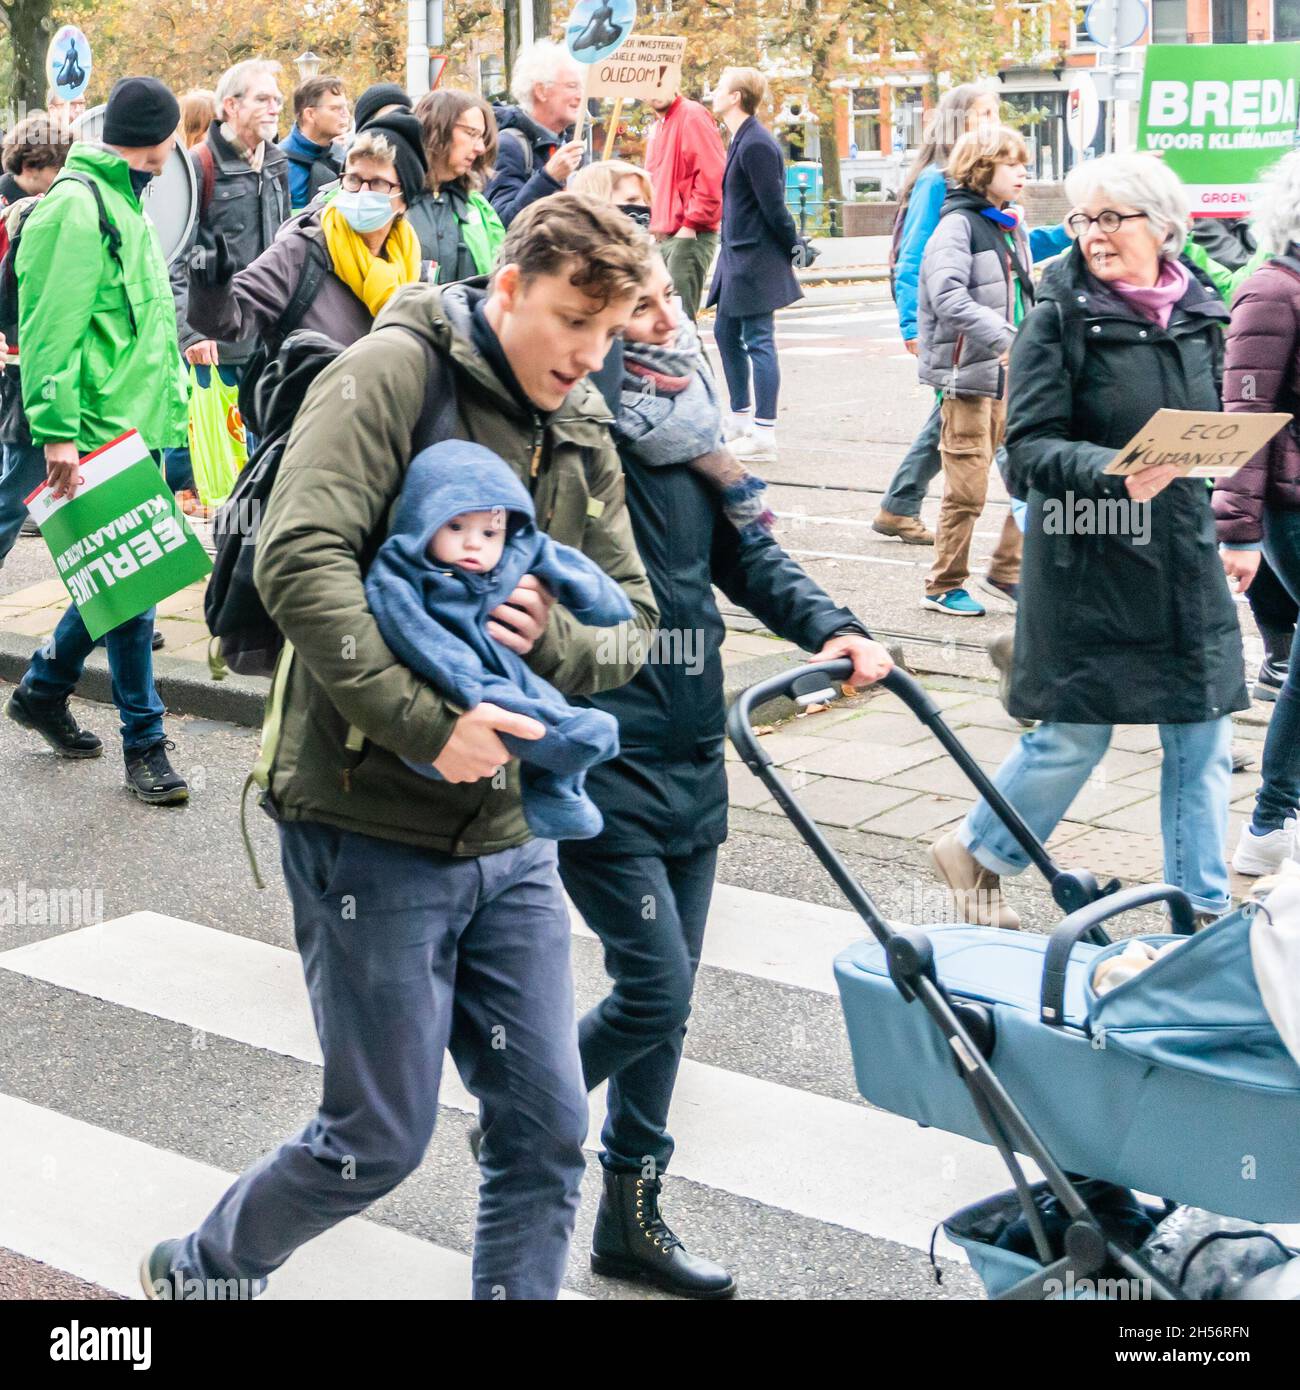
[1110,258,1190,329]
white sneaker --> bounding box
[729,432,777,464]
[1232,818,1298,877]
[725,418,753,443]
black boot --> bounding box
[1255,624,1292,703]
[5,687,103,758]
[590,1169,736,1299]
[125,739,189,805]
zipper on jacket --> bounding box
[529,420,544,480]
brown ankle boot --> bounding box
[872,509,935,545]
[929,831,1021,930]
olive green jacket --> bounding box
[253,280,658,853]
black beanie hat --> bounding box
[358,109,429,204]
[353,83,412,134]
[102,77,181,148]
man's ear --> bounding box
[494,263,522,315]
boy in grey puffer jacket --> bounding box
[917,126,1035,617]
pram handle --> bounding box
[726,661,1101,910]
[1040,884,1196,1027]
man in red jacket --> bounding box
[645,81,725,320]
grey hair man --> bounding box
[172,58,292,377]
[486,39,588,228]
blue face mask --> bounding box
[333,188,396,233]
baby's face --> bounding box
[429,508,507,574]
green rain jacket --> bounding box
[16,143,187,451]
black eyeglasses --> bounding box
[1066,210,1147,235]
[341,172,400,196]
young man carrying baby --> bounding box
[142,194,659,1302]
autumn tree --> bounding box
[1,0,54,112]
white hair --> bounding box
[215,58,282,112]
[1249,149,1300,255]
[1064,153,1189,258]
[509,40,577,111]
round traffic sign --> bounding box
[1084,0,1148,49]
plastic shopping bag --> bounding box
[187,363,247,508]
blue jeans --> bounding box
[0,440,46,566]
[559,844,717,1174]
[172,824,588,1301]
[960,718,1233,915]
[881,398,942,517]
[1252,507,1300,831]
[713,310,779,420]
[20,602,164,757]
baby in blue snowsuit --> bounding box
[366,440,634,841]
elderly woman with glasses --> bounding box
[929,152,1247,932]
[408,89,506,283]
[185,113,430,360]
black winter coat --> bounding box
[706,116,802,319]
[576,460,862,855]
[1004,245,1248,725]
[484,105,585,229]
[172,124,292,364]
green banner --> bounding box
[27,430,212,641]
[1138,43,1300,216]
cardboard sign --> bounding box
[1103,409,1292,479]
[26,430,212,640]
[586,35,686,102]
[1138,43,1300,217]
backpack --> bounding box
[205,325,459,678]
[500,126,535,175]
[887,199,907,304]
[235,236,330,438]
[0,173,135,339]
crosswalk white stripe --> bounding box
[573,882,869,997]
[0,1092,522,1300]
[0,913,1021,1253]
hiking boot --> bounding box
[125,739,189,805]
[591,1169,736,1300]
[872,509,934,545]
[922,588,986,617]
[1254,623,1291,703]
[930,830,1021,930]
[977,574,1020,606]
[140,1238,264,1300]
[5,687,103,758]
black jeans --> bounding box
[559,844,718,1173]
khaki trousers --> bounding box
[927,392,1022,597]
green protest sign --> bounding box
[1138,43,1300,216]
[26,430,212,640]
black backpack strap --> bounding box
[377,323,461,451]
[60,172,138,336]
[274,236,330,347]
[1053,299,1085,384]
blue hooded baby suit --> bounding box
[365,440,635,841]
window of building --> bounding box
[1010,1,1053,55]
[1151,0,1189,41]
[1212,0,1248,40]
[849,87,882,156]
[1279,0,1300,38]
[892,85,926,152]
[479,54,505,100]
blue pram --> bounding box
[727,661,1300,1300]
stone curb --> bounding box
[0,630,268,729]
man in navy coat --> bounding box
[706,66,804,463]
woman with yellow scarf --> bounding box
[185,112,430,366]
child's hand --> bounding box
[488,575,556,655]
